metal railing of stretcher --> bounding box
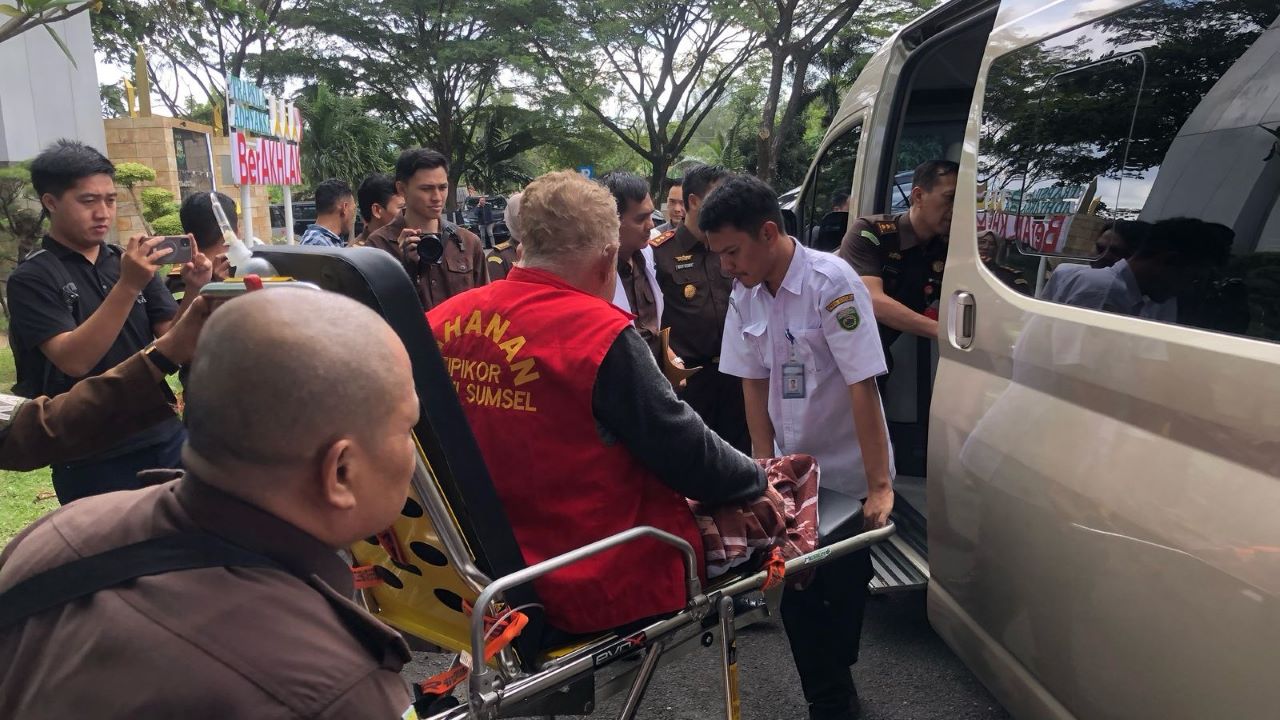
[443,520,896,720]
[231,246,899,720]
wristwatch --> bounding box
[142,343,181,375]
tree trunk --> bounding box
[770,53,813,184]
[649,154,671,198]
[755,49,788,185]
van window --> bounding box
[803,123,862,250]
[977,0,1279,344]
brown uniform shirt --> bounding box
[365,212,488,310]
[0,477,413,719]
[0,353,175,472]
[650,224,733,364]
[618,249,660,356]
[485,241,519,281]
[651,224,750,453]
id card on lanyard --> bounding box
[782,329,805,399]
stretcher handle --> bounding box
[468,526,699,713]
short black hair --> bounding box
[698,175,784,238]
[1136,217,1232,267]
[665,176,684,191]
[598,171,650,215]
[395,148,449,184]
[1099,219,1151,254]
[180,192,238,250]
[357,173,399,222]
[683,164,733,203]
[314,179,353,215]
[912,160,960,194]
[30,139,114,200]
[831,192,850,209]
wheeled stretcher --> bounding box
[247,246,897,719]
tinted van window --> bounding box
[978,0,1279,343]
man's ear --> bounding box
[319,438,358,511]
[41,192,57,216]
[910,186,925,206]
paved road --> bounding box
[405,591,1010,719]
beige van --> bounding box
[792,0,1280,717]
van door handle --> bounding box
[948,291,976,350]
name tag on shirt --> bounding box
[782,362,806,399]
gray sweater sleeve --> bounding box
[592,327,766,505]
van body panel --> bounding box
[929,0,1280,718]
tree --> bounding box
[93,0,286,115]
[0,0,94,62]
[529,0,759,192]
[114,162,157,234]
[296,83,395,188]
[749,0,938,184]
[270,0,527,207]
[100,83,128,118]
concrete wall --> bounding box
[104,117,271,241]
[0,13,104,163]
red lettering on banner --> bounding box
[230,132,301,186]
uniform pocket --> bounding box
[791,328,829,374]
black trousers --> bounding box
[51,428,186,505]
[780,546,874,720]
[680,367,750,454]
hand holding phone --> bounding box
[154,235,194,265]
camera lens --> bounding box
[417,233,445,269]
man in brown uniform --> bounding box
[0,295,212,471]
[364,148,488,310]
[601,171,662,358]
[486,191,523,281]
[0,288,419,719]
[651,163,750,453]
[837,160,958,355]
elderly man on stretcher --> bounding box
[426,170,815,641]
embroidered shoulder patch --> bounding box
[836,306,861,331]
[859,229,880,246]
[650,230,676,247]
[487,255,505,263]
[824,293,855,312]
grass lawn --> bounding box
[0,347,56,546]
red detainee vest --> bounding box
[427,267,704,634]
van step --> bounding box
[868,496,929,594]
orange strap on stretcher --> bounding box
[761,547,787,591]
[415,602,530,702]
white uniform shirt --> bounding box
[611,245,665,323]
[719,241,893,499]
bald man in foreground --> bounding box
[0,289,420,719]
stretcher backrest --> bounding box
[251,246,545,666]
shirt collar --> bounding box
[305,224,343,244]
[777,238,807,296]
[42,235,104,264]
[173,475,354,597]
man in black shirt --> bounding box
[7,140,212,504]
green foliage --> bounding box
[100,83,128,118]
[114,162,156,189]
[296,83,395,188]
[0,162,42,274]
[140,187,176,221]
[150,212,184,235]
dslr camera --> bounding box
[413,232,446,272]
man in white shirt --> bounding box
[708,175,894,720]
[1041,218,1231,323]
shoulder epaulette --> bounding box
[650,229,676,248]
[875,219,898,235]
[494,240,512,251]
